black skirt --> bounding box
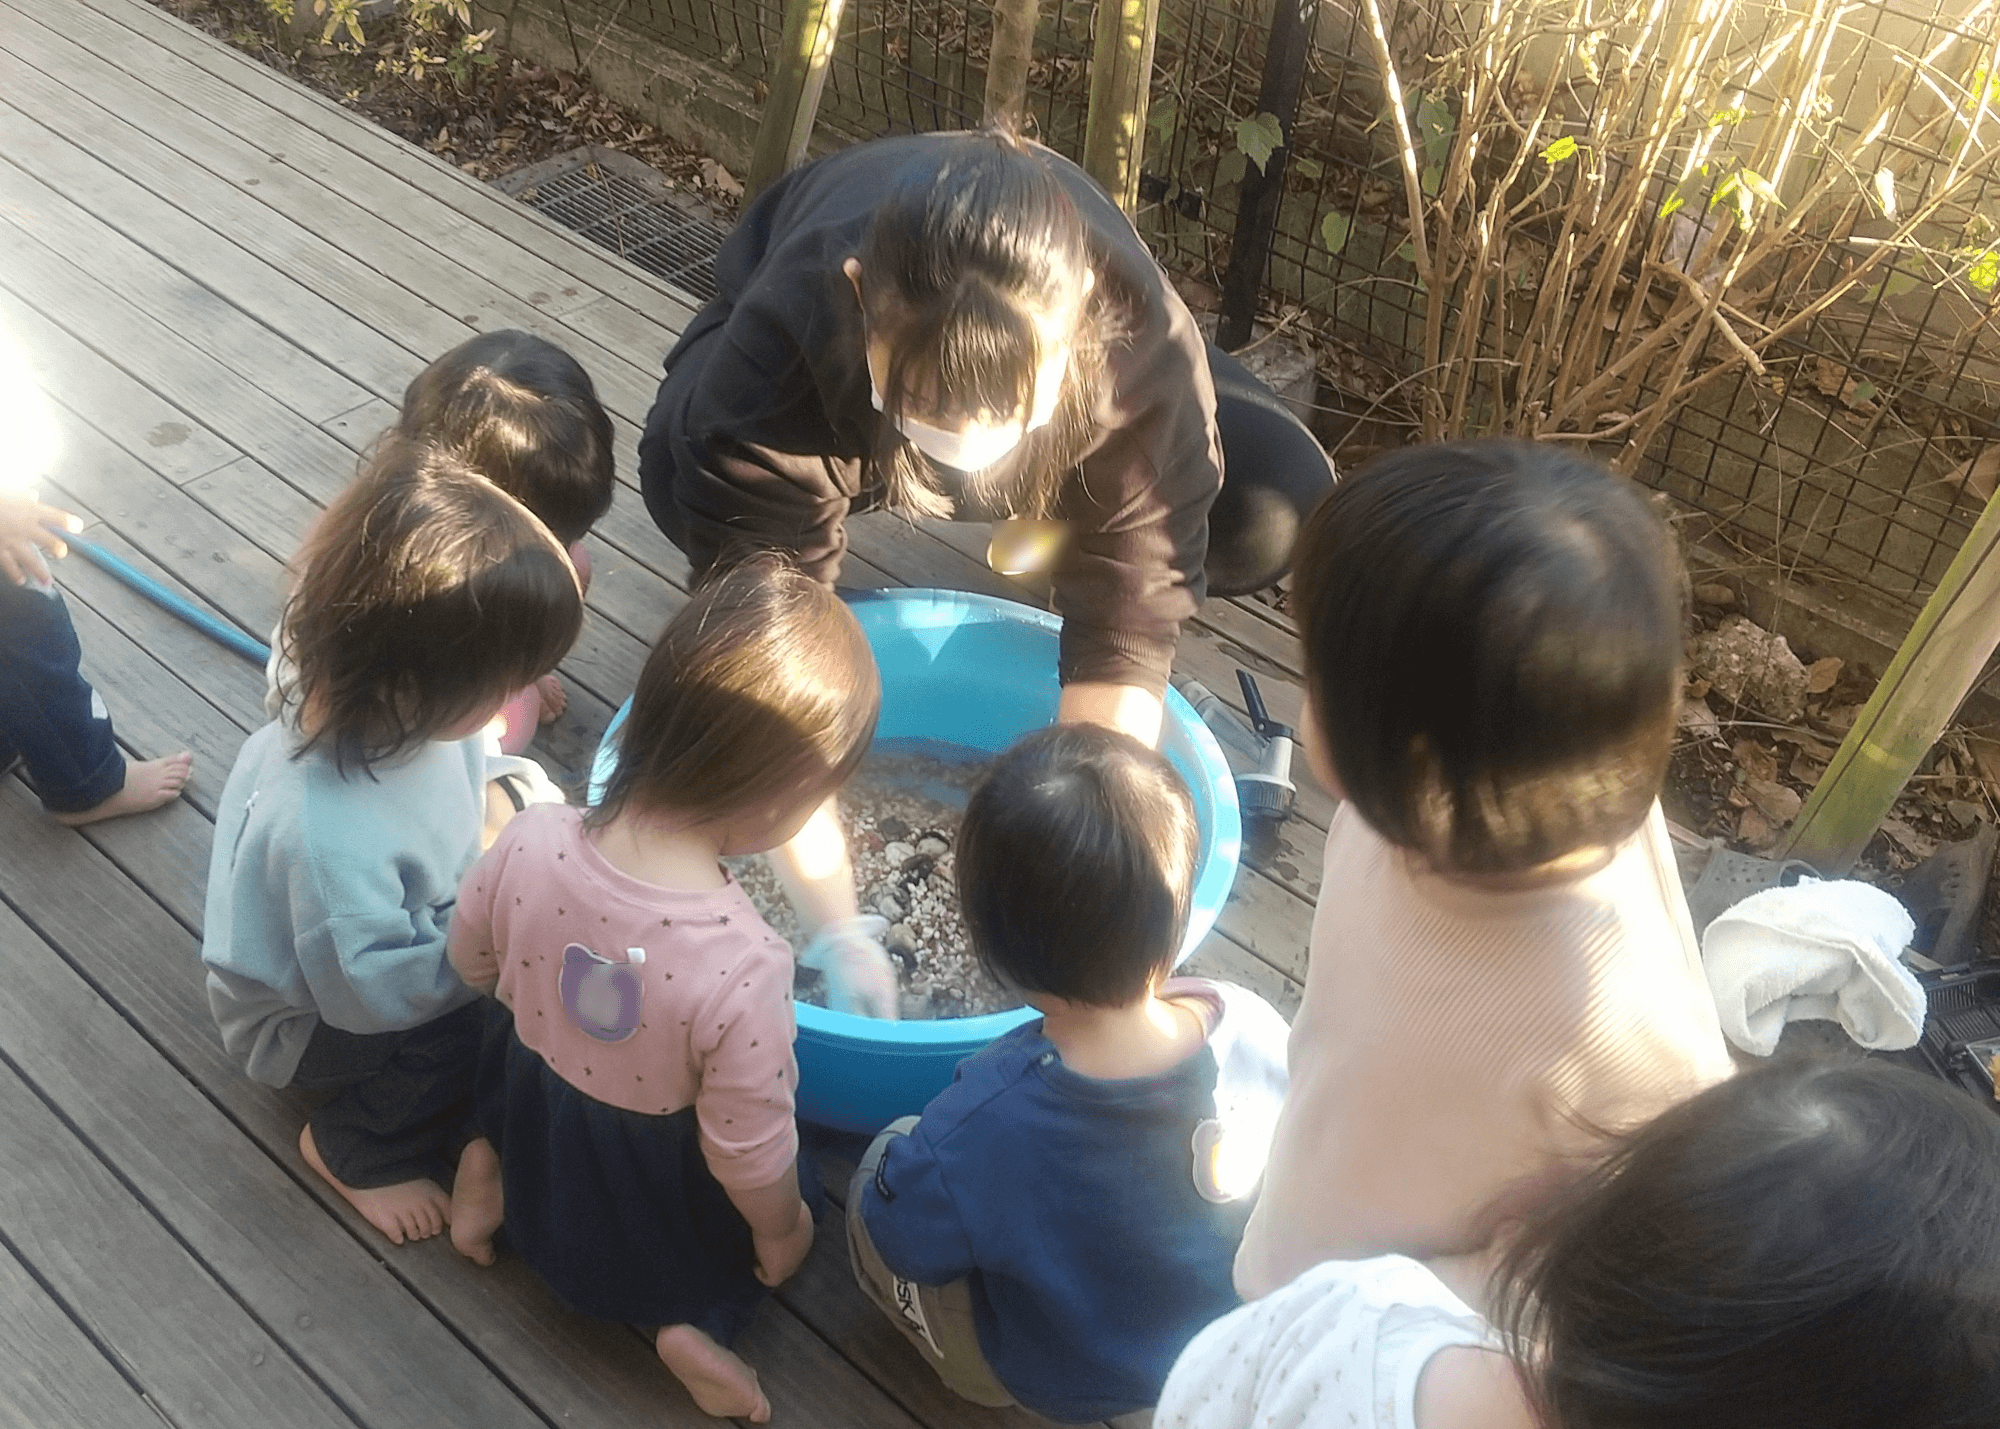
[474,1001,768,1342]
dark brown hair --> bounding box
[285,437,585,774]
[589,552,881,828]
[956,723,1198,1007]
[398,330,616,546]
[1293,439,1683,875]
[858,128,1118,521]
[1491,1059,2000,1429]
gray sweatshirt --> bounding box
[202,721,489,1087]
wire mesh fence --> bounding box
[552,0,2000,617]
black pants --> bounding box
[637,331,1334,599]
[0,580,124,814]
[290,1000,484,1190]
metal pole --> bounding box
[1082,0,1161,213]
[983,0,1041,130]
[746,0,848,200]
[1217,0,1316,351]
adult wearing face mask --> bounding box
[638,127,1335,749]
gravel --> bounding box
[727,740,1019,1019]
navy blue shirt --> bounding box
[860,981,1289,1421]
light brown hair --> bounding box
[589,552,881,827]
[285,436,584,774]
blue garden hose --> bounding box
[63,534,273,667]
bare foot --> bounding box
[535,672,567,725]
[656,1324,770,1422]
[299,1124,450,1245]
[51,752,192,826]
[449,1138,505,1266]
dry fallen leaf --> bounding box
[1745,776,1804,824]
[1790,749,1828,784]
[1732,739,1780,783]
[1966,735,2000,793]
[1738,805,1777,847]
[1880,815,1938,860]
[1804,656,1844,694]
[1813,357,1848,397]
[1685,676,1712,699]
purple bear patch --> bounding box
[558,943,645,1043]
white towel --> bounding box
[1701,878,1924,1056]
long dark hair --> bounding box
[1293,439,1684,874]
[858,129,1119,520]
[588,552,881,829]
[285,437,584,774]
[1492,1059,2000,1429]
[397,329,616,546]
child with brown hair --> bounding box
[445,553,882,1423]
[1234,439,1734,1300]
[204,437,584,1246]
[267,330,615,752]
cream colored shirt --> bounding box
[1234,801,1732,1298]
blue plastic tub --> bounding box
[589,588,1242,1133]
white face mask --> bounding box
[868,343,1068,472]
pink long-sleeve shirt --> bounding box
[450,804,800,1190]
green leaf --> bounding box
[1216,148,1248,187]
[1884,270,1920,298]
[1320,210,1352,254]
[1149,96,1179,148]
[1660,193,1686,218]
[1234,112,1285,174]
[1291,155,1324,181]
[1736,168,1783,207]
[1394,240,1419,265]
[1421,163,1442,198]
[1413,91,1454,169]
[1710,105,1749,127]
[1541,135,1580,163]
[1967,249,1999,292]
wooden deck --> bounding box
[0,0,1324,1421]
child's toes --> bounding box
[535,673,568,723]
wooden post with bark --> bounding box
[746,0,847,200]
[1783,485,2000,874]
[1082,0,1161,213]
[984,0,1040,130]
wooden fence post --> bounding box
[984,0,1041,130]
[1083,0,1161,213]
[1782,484,2000,873]
[746,0,847,200]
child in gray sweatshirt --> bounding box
[203,436,582,1246]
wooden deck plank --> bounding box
[0,162,370,429]
[28,0,695,384]
[0,1051,356,1428]
[0,776,928,1428]
[64,0,704,326]
[0,1239,163,1429]
[0,896,549,1429]
[0,98,419,402]
[0,218,359,501]
[0,13,669,421]
[0,269,245,488]
[46,520,269,736]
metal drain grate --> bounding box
[497,146,729,304]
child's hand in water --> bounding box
[0,493,81,587]
[752,1199,815,1287]
[801,915,901,1020]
